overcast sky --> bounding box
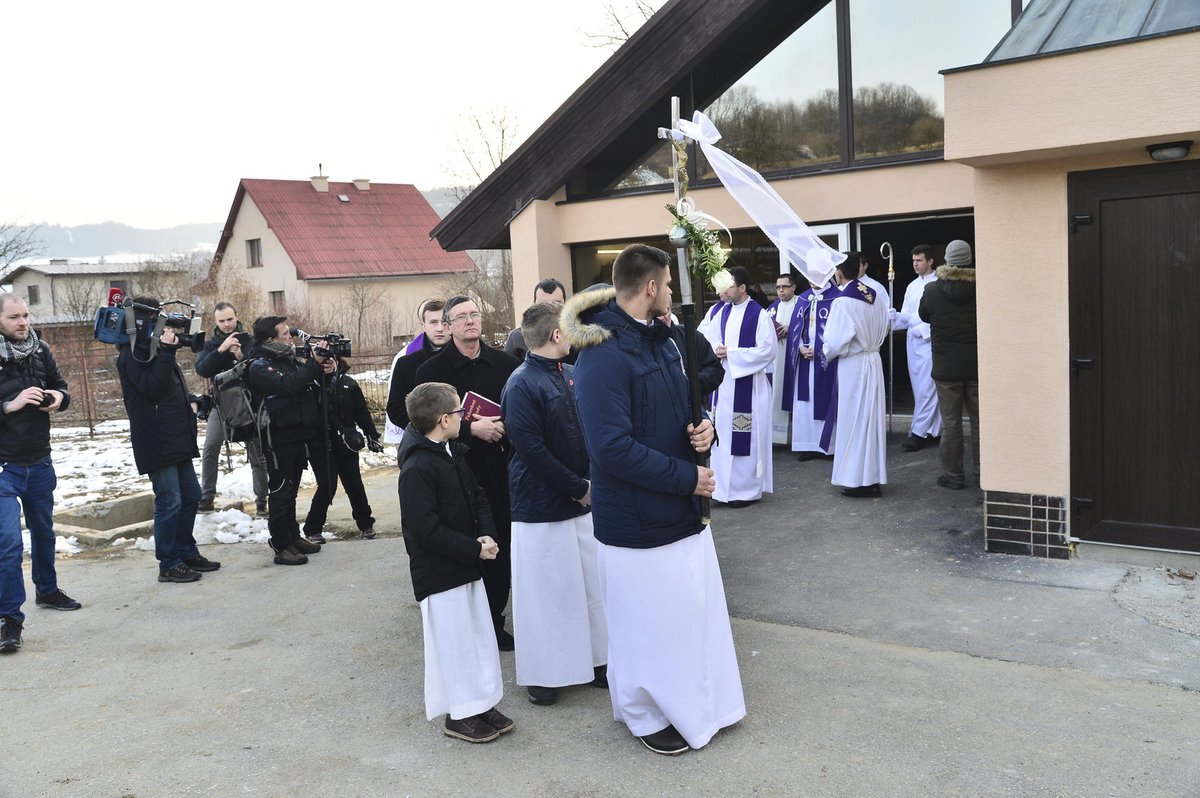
[3,1,665,229]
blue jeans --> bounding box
[146,461,202,571]
[0,457,59,623]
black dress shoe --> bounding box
[639,725,689,755]
[591,664,608,688]
[841,484,882,498]
[526,685,558,705]
[725,499,755,509]
[901,434,926,452]
[795,451,825,462]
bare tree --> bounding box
[447,107,522,201]
[1,221,43,271]
[55,276,108,325]
[584,0,659,50]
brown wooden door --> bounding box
[1069,160,1200,551]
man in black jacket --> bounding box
[919,240,979,490]
[385,299,449,450]
[302,355,381,543]
[116,297,221,584]
[194,301,268,515]
[245,316,328,565]
[1,294,78,653]
[415,296,520,650]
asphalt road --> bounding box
[5,443,1199,797]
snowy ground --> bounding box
[28,372,396,557]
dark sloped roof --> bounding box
[986,0,1200,62]
[217,179,474,280]
[430,0,827,251]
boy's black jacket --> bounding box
[398,424,497,602]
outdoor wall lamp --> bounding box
[1146,140,1193,161]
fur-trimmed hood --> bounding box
[560,285,617,350]
[935,264,975,283]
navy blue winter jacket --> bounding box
[501,352,590,523]
[116,342,200,474]
[562,288,703,549]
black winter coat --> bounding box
[324,365,379,444]
[0,340,71,465]
[386,337,444,431]
[194,323,248,380]
[398,425,497,602]
[919,265,978,382]
[246,346,323,446]
[500,353,590,523]
[116,343,199,474]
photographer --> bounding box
[194,302,269,516]
[115,296,221,584]
[245,316,330,566]
[1,294,78,654]
[302,354,381,543]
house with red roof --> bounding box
[212,176,474,347]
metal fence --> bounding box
[39,325,395,434]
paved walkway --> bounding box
[5,442,1198,797]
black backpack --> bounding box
[211,360,268,443]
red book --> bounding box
[462,390,502,420]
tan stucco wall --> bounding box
[510,188,572,325]
[305,274,450,346]
[946,29,1200,505]
[946,30,1200,166]
[222,195,308,308]
[973,150,1200,498]
[508,161,973,326]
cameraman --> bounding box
[246,316,330,566]
[1,294,77,654]
[116,296,221,584]
[302,354,381,544]
[194,301,269,516]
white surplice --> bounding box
[823,283,890,488]
[419,580,503,720]
[511,515,607,688]
[892,272,941,438]
[699,300,776,502]
[769,296,799,444]
[597,527,746,749]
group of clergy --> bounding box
[698,247,942,504]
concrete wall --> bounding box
[305,274,450,346]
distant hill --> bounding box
[20,222,222,259]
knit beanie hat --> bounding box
[944,240,973,267]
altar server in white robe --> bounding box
[500,302,607,708]
[822,254,890,498]
[699,266,776,508]
[767,269,801,444]
[891,244,941,451]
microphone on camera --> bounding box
[289,327,311,342]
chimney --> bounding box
[49,258,68,266]
[310,175,329,192]
[352,178,370,191]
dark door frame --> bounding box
[1068,158,1200,550]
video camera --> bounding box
[291,328,352,359]
[94,298,206,357]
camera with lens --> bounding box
[94,298,206,356]
[160,310,205,352]
[295,330,352,359]
[37,392,55,408]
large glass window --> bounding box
[699,3,840,179]
[610,140,674,191]
[850,0,1014,159]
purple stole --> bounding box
[818,280,876,451]
[789,288,837,417]
[712,300,764,457]
[402,332,426,356]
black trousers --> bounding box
[264,438,331,551]
[472,453,512,633]
[303,440,375,535]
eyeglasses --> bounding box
[449,311,483,324]
[445,407,468,417]
[776,283,794,289]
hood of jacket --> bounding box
[397,422,469,467]
[933,264,976,305]
[561,286,617,350]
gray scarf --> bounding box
[260,341,295,360]
[0,328,40,363]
